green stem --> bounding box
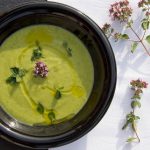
[132,108,140,142]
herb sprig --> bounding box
[55,90,62,99]
[122,79,148,142]
[31,41,43,61]
[62,42,72,57]
[102,0,150,56]
[37,103,44,114]
[54,87,64,100]
[6,67,27,84]
[36,103,56,123]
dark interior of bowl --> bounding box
[0,2,116,149]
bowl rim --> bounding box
[0,1,117,149]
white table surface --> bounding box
[47,0,150,150]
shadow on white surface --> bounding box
[49,135,87,150]
[120,143,136,150]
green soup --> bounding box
[0,25,94,125]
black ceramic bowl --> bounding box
[0,1,116,149]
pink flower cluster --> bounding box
[34,61,48,78]
[130,79,148,89]
[138,0,147,7]
[109,0,132,22]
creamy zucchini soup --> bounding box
[0,25,94,125]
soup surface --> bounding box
[0,25,94,125]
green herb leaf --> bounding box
[126,112,140,122]
[10,67,26,77]
[48,111,55,122]
[37,103,44,114]
[55,90,62,99]
[114,33,129,42]
[131,100,141,108]
[31,49,42,61]
[6,76,17,84]
[31,41,43,61]
[131,42,138,53]
[10,67,20,75]
[121,34,129,40]
[142,21,149,30]
[62,42,72,57]
[6,67,27,85]
[127,137,137,142]
[146,35,150,44]
[127,112,135,123]
[132,94,141,99]
[135,116,140,120]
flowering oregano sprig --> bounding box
[122,79,148,143]
[102,0,150,55]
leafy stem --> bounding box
[36,103,56,123]
[6,67,27,85]
[31,41,43,61]
[122,79,148,143]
